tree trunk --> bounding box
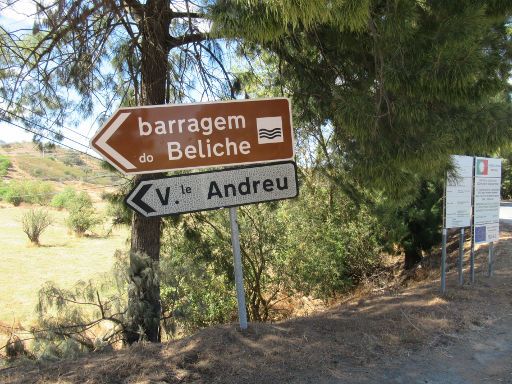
[404,248,422,270]
[125,202,162,343]
[125,0,171,344]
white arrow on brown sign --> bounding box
[91,98,294,175]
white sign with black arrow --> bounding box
[125,161,299,217]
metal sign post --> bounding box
[91,97,299,333]
[441,228,447,294]
[458,228,464,286]
[470,236,475,283]
[229,207,248,330]
[488,242,494,277]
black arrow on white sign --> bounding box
[130,183,156,215]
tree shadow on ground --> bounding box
[3,231,512,384]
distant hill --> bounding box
[0,142,121,186]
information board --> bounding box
[445,155,473,229]
[473,157,501,243]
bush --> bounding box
[0,154,11,176]
[66,192,100,235]
[62,152,85,167]
[5,189,23,206]
[0,180,55,206]
[0,181,9,201]
[284,185,382,299]
[103,190,132,226]
[160,221,237,335]
[51,187,77,209]
[22,209,53,245]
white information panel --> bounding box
[473,157,501,243]
[445,155,473,229]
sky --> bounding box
[0,0,103,156]
[0,0,35,143]
[0,0,218,155]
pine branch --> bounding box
[121,0,144,19]
[167,32,208,49]
[172,11,205,19]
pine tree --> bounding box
[213,0,512,196]
[212,0,512,267]
[1,0,234,343]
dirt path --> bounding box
[375,314,512,383]
[348,223,512,384]
[2,223,512,383]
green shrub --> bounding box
[21,209,53,245]
[62,152,85,167]
[284,187,382,298]
[0,155,11,176]
[0,180,55,206]
[51,187,77,209]
[102,190,132,226]
[160,224,236,335]
[6,189,23,206]
[0,181,9,201]
[66,192,100,235]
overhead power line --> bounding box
[0,117,99,160]
[0,95,92,140]
[2,109,91,152]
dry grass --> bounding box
[1,226,511,383]
[0,204,129,327]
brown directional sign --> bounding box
[90,98,294,175]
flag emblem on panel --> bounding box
[257,116,284,144]
[476,159,488,175]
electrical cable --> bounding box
[2,109,91,151]
[0,117,99,160]
[0,95,92,140]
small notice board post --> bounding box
[442,155,473,293]
[472,157,501,281]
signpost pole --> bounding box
[488,242,494,277]
[470,157,475,283]
[229,207,248,331]
[470,235,475,283]
[441,228,447,294]
[458,228,464,286]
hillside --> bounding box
[1,224,511,383]
[0,142,122,191]
[0,142,130,352]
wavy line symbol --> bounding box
[257,117,284,144]
[259,129,282,139]
[259,127,282,134]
